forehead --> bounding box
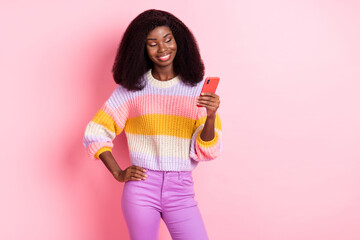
[147,26,173,38]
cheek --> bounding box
[171,42,177,52]
[146,48,156,59]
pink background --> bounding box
[1,0,360,239]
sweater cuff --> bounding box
[94,147,112,159]
[196,130,219,148]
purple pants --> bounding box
[121,168,209,240]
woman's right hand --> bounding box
[113,165,148,182]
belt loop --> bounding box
[178,171,182,180]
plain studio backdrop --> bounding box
[1,0,359,239]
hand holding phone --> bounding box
[197,77,220,107]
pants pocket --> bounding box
[180,173,194,186]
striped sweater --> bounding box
[83,69,222,171]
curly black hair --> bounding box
[112,9,205,91]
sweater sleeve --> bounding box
[190,106,222,162]
[82,87,130,160]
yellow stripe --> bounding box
[194,112,222,132]
[92,109,122,135]
[196,131,219,148]
[125,114,194,138]
[95,147,112,159]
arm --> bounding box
[83,90,147,182]
[198,92,220,142]
[83,86,130,160]
[99,151,123,180]
[99,151,147,182]
[199,114,216,141]
[190,92,222,161]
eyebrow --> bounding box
[147,33,171,41]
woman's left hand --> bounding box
[196,92,220,118]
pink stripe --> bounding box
[197,107,207,119]
[102,102,128,129]
[87,142,113,159]
[194,140,221,161]
[115,95,197,119]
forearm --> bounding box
[99,151,123,176]
[199,115,215,141]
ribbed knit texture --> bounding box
[83,69,222,171]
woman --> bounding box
[83,9,222,240]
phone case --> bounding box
[197,77,220,107]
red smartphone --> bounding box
[197,77,220,107]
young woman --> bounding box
[83,9,222,240]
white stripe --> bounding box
[85,121,116,139]
[125,133,191,158]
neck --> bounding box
[152,65,176,81]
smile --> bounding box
[158,54,171,62]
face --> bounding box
[146,26,177,69]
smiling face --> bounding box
[146,26,177,70]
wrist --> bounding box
[112,169,122,178]
[207,114,216,120]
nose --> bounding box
[157,43,167,53]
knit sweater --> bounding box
[83,69,222,171]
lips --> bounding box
[158,54,171,62]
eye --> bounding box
[165,38,172,43]
[149,43,157,47]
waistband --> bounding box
[143,168,193,177]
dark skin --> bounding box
[146,26,177,81]
[99,26,220,183]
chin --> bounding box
[155,59,175,68]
